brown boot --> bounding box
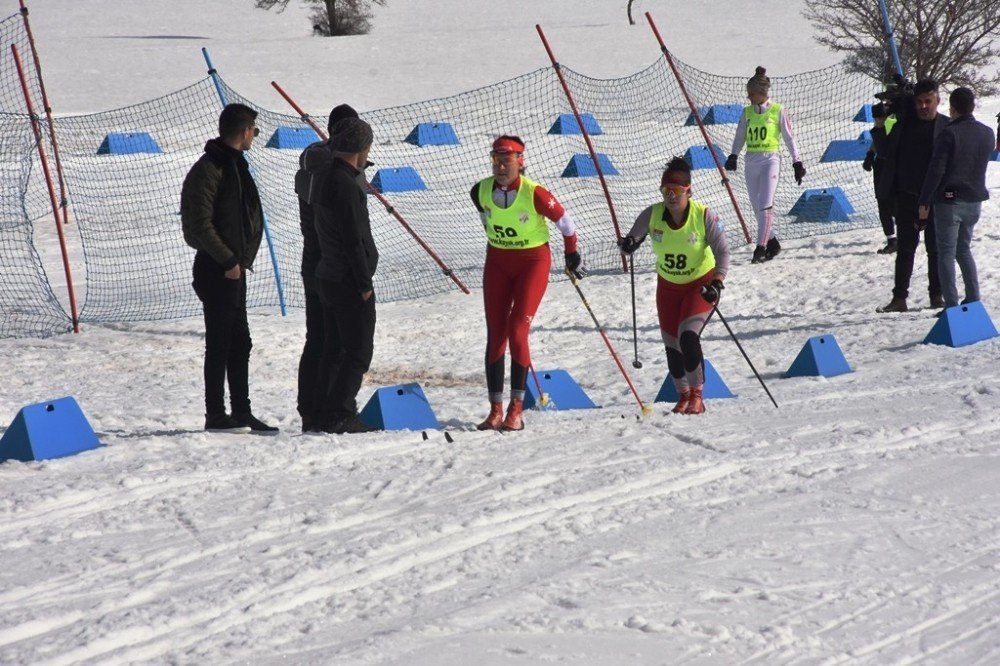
[672,389,692,414]
[876,297,908,313]
[684,387,705,415]
[501,398,524,432]
[476,402,504,431]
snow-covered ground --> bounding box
[2,1,1000,663]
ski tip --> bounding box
[444,432,454,444]
[421,431,429,441]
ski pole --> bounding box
[629,254,642,368]
[565,268,652,415]
[269,80,470,295]
[704,296,778,409]
[528,364,554,408]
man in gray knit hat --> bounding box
[311,116,380,434]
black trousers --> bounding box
[296,275,325,419]
[315,278,376,424]
[872,160,895,238]
[893,192,941,301]
[193,253,252,416]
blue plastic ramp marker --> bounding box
[820,136,872,162]
[561,153,619,177]
[784,335,852,378]
[548,113,603,135]
[685,104,743,126]
[0,396,102,462]
[358,383,440,431]
[523,369,599,410]
[923,301,999,348]
[853,104,874,122]
[265,126,321,149]
[682,144,726,170]
[96,132,162,155]
[371,166,427,192]
[789,187,855,223]
[404,122,460,146]
[654,359,735,403]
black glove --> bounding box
[565,251,585,279]
[617,235,641,256]
[724,154,738,171]
[793,161,806,185]
[700,279,724,304]
[862,151,876,172]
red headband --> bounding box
[661,170,690,188]
[492,137,525,154]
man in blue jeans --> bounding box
[918,87,995,311]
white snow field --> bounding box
[2,0,999,663]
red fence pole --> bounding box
[11,44,79,333]
[645,12,752,244]
[270,81,470,295]
[19,0,71,227]
[536,24,628,273]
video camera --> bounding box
[872,73,915,119]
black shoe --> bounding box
[930,294,946,309]
[232,412,279,434]
[877,237,897,254]
[205,413,251,433]
[961,297,977,305]
[765,237,781,259]
[751,245,767,264]
[301,415,317,433]
[876,297,908,313]
[330,414,378,435]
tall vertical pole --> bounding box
[536,24,628,273]
[18,0,71,226]
[11,44,79,333]
[877,0,905,78]
[645,13,752,244]
[201,48,287,315]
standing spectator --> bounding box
[312,118,379,434]
[872,79,949,313]
[725,66,805,264]
[470,135,584,431]
[918,87,995,310]
[618,157,730,415]
[181,103,277,433]
[862,111,899,254]
[295,103,359,433]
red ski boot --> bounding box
[476,402,504,431]
[672,389,692,414]
[500,398,525,432]
[684,387,705,415]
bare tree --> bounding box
[255,0,388,37]
[803,0,1000,95]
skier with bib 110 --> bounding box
[725,66,805,264]
[618,157,731,415]
[470,135,584,431]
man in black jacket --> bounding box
[872,79,949,313]
[918,87,995,310]
[312,118,379,434]
[181,103,277,433]
[295,103,359,433]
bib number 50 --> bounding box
[493,224,518,238]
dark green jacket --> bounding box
[181,138,263,270]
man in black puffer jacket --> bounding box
[181,102,276,433]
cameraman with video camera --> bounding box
[863,95,899,254]
[871,78,949,314]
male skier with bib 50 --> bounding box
[470,135,584,431]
